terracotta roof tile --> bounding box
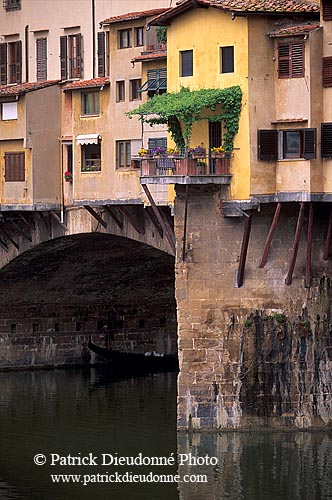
[101,8,169,26]
[268,22,320,36]
[62,77,110,92]
[131,50,167,63]
[0,80,60,97]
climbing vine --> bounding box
[127,85,242,152]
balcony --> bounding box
[136,150,232,185]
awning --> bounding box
[76,134,101,145]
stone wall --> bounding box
[174,186,332,430]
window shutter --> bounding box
[14,41,22,83]
[0,43,7,84]
[36,38,47,81]
[323,57,332,87]
[278,43,290,78]
[60,35,67,80]
[323,0,332,20]
[257,130,278,161]
[181,50,193,77]
[97,32,105,77]
[321,123,332,158]
[291,42,304,77]
[4,152,25,182]
[303,128,316,159]
[76,33,82,78]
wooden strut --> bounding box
[0,238,8,252]
[0,226,19,250]
[182,185,189,261]
[144,206,163,238]
[10,220,32,242]
[84,206,107,229]
[50,211,68,231]
[141,185,176,254]
[259,202,281,268]
[323,209,332,260]
[285,202,306,286]
[306,203,314,288]
[117,206,145,235]
[104,205,123,229]
[39,212,52,238]
[237,212,253,288]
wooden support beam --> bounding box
[84,206,107,229]
[142,185,176,254]
[0,237,8,252]
[0,226,19,250]
[306,203,314,288]
[39,212,52,238]
[182,185,189,262]
[50,211,68,231]
[323,209,332,260]
[117,206,145,235]
[285,202,306,286]
[259,202,281,268]
[104,205,123,229]
[10,220,32,242]
[237,212,253,288]
[145,206,163,238]
[18,213,35,232]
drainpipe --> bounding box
[59,140,64,223]
[92,0,96,78]
[25,25,29,81]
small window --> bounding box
[148,137,167,152]
[323,56,332,87]
[2,101,17,120]
[118,29,132,49]
[323,0,332,20]
[257,129,316,160]
[8,40,22,84]
[116,140,131,168]
[129,79,141,101]
[135,27,144,47]
[116,80,125,102]
[97,31,106,77]
[4,0,21,11]
[36,37,47,81]
[81,143,101,172]
[138,68,167,97]
[180,50,193,77]
[221,46,234,73]
[278,42,304,79]
[4,151,25,181]
[321,123,332,158]
[81,92,100,115]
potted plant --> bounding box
[64,170,72,183]
[138,148,148,157]
[189,146,206,159]
[210,146,225,157]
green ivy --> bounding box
[127,86,242,152]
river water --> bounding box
[0,368,332,500]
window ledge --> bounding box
[80,114,100,118]
[277,158,308,162]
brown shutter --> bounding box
[321,123,332,158]
[323,56,332,87]
[303,128,316,159]
[10,41,22,83]
[4,152,25,182]
[0,43,7,84]
[278,43,290,78]
[323,0,332,20]
[97,32,105,77]
[76,33,82,78]
[291,42,304,78]
[60,35,67,80]
[36,38,47,81]
[257,130,278,161]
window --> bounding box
[0,41,22,84]
[323,57,332,87]
[278,42,304,78]
[116,80,125,102]
[323,0,332,20]
[3,0,21,11]
[81,92,100,115]
[2,101,17,120]
[4,152,25,181]
[36,38,47,81]
[129,79,141,101]
[81,143,101,172]
[118,29,132,49]
[97,31,106,77]
[321,123,332,158]
[135,27,144,47]
[60,34,82,80]
[257,129,316,160]
[138,68,167,97]
[116,140,131,168]
[180,50,193,77]
[209,121,222,149]
[221,46,234,73]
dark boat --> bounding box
[88,336,179,374]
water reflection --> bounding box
[0,368,332,500]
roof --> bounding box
[150,0,319,25]
[131,50,167,64]
[62,77,110,92]
[268,21,320,37]
[0,80,60,97]
[100,8,169,26]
